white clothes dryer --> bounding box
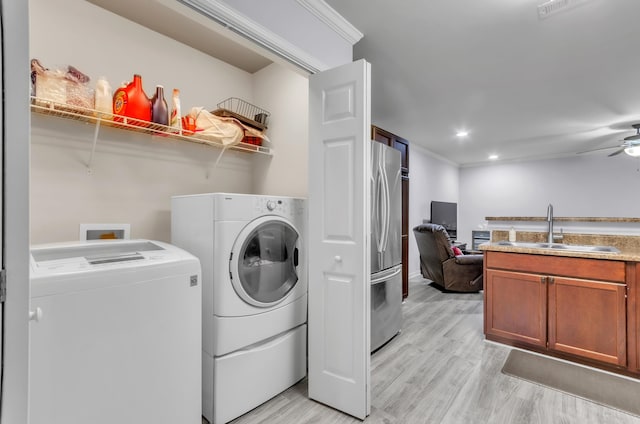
[172,193,307,424]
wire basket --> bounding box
[213,97,270,131]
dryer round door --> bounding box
[229,215,301,308]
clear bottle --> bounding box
[509,227,516,242]
[169,88,182,133]
[94,76,112,118]
[151,85,169,126]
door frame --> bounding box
[1,1,31,423]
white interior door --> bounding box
[307,59,371,419]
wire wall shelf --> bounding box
[30,97,272,169]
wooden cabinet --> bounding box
[629,263,640,373]
[548,276,626,366]
[372,125,410,298]
[485,269,547,347]
[485,251,628,367]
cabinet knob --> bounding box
[334,255,342,262]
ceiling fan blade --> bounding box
[576,145,622,154]
[608,148,626,157]
[624,134,640,141]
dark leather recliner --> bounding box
[413,224,483,292]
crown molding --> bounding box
[178,0,328,73]
[296,0,364,45]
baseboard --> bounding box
[408,271,423,281]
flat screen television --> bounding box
[430,201,457,239]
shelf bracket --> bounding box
[206,146,228,179]
[87,117,102,173]
[214,146,227,168]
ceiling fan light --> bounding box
[624,146,640,157]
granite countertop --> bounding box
[485,216,640,222]
[480,242,640,262]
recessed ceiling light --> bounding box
[488,154,499,160]
[456,131,469,137]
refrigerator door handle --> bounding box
[371,167,380,253]
[375,165,385,254]
[371,265,402,285]
[380,152,391,253]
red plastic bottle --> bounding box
[112,74,151,127]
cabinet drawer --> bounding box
[485,251,626,283]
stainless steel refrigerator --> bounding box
[370,142,403,352]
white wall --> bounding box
[29,0,259,243]
[252,63,309,197]
[459,154,640,245]
[408,144,459,277]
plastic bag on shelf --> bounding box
[186,107,244,146]
[31,59,94,110]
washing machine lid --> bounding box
[30,240,176,275]
[230,216,301,307]
[30,240,201,298]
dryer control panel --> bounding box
[254,197,304,218]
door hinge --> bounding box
[0,269,6,303]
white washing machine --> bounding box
[171,193,307,424]
[29,239,202,424]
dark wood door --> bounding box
[485,269,547,347]
[371,126,409,299]
[548,276,627,366]
[631,264,640,372]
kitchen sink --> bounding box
[495,240,620,254]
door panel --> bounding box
[308,59,371,420]
[485,269,547,347]
[548,277,627,366]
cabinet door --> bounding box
[372,126,393,146]
[371,126,409,173]
[630,264,640,372]
[485,269,547,347]
[548,277,627,366]
[393,138,409,174]
[401,175,409,298]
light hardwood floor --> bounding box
[210,277,640,424]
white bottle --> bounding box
[509,227,516,242]
[94,76,112,118]
[169,88,182,133]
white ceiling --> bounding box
[325,0,640,166]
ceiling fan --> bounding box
[578,123,640,157]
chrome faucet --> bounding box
[547,204,564,243]
[547,203,554,244]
